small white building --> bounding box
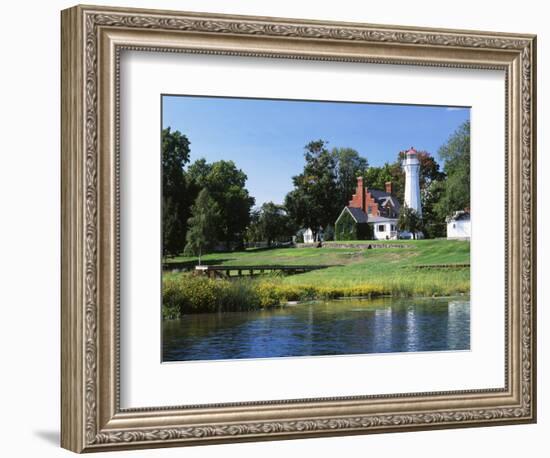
[446,211,471,239]
[303,228,315,244]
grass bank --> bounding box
[163,239,470,317]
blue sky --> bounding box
[162,95,469,207]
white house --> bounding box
[446,211,471,239]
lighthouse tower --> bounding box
[403,147,422,217]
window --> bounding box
[378,225,385,232]
[367,206,372,215]
[391,224,395,231]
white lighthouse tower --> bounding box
[402,147,422,216]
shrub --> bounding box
[163,274,276,316]
[255,282,284,307]
[217,279,262,312]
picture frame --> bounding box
[61,4,537,453]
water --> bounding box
[162,297,470,362]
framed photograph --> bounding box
[61,4,537,453]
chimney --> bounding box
[385,181,393,194]
[348,176,365,210]
[357,176,364,210]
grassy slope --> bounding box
[165,239,470,296]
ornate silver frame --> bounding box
[61,4,537,453]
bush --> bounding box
[217,279,263,312]
[163,274,279,317]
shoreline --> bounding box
[162,284,470,321]
[165,293,471,320]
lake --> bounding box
[162,296,470,362]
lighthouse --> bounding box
[402,147,422,217]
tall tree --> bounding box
[284,140,339,239]
[245,208,262,244]
[186,158,212,188]
[186,159,255,249]
[257,202,292,246]
[184,189,221,265]
[435,120,471,218]
[331,147,369,206]
[162,127,191,257]
[421,180,447,238]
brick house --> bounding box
[334,177,401,240]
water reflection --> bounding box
[162,297,470,362]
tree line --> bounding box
[162,120,470,257]
[162,128,255,258]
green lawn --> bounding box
[164,239,470,298]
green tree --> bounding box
[284,188,308,234]
[421,180,447,238]
[284,140,340,239]
[331,147,369,205]
[186,159,255,249]
[406,151,445,238]
[162,127,191,257]
[186,158,212,187]
[245,208,262,244]
[435,120,470,218]
[258,202,292,246]
[364,163,393,193]
[184,189,221,264]
[398,205,422,239]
